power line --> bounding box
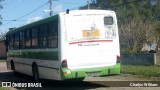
[1,20,27,21]
[1,1,49,26]
[87,0,90,9]
[1,0,85,25]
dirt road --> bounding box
[0,61,160,90]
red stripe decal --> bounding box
[69,40,113,44]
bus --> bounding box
[6,10,120,81]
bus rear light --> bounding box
[64,70,71,74]
[116,55,120,63]
[64,72,67,74]
[61,59,68,68]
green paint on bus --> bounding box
[61,63,121,80]
[8,51,58,60]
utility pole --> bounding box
[49,0,53,16]
[87,0,90,9]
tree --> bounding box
[0,31,6,40]
[0,0,4,25]
[79,0,98,9]
[0,0,3,9]
[79,0,160,53]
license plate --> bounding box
[87,72,98,76]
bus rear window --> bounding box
[104,17,113,25]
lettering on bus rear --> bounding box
[65,14,117,43]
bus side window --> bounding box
[25,30,31,49]
[48,21,58,48]
[31,28,38,48]
[9,35,14,50]
[38,25,48,48]
[5,35,9,52]
[20,31,25,49]
[14,33,20,49]
[12,34,16,49]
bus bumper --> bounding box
[60,63,121,80]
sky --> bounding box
[0,0,89,33]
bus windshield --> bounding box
[65,14,116,42]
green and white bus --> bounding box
[6,10,120,81]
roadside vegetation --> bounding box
[121,65,160,77]
[80,0,160,54]
[0,87,10,90]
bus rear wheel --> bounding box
[66,77,85,81]
[11,60,15,71]
[11,60,19,76]
[75,77,85,81]
[32,64,39,81]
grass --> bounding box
[0,87,10,90]
[121,65,160,77]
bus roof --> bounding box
[6,14,59,35]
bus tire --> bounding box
[76,77,85,81]
[11,60,15,71]
[11,60,19,76]
[67,77,85,81]
[32,63,39,81]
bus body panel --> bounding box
[7,49,62,80]
[59,10,120,80]
[66,42,117,69]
